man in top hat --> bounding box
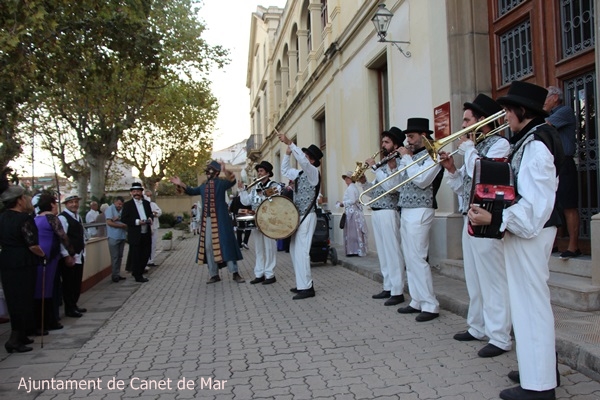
[58,191,88,318]
[438,94,512,357]
[170,161,245,284]
[121,182,154,283]
[395,118,443,322]
[469,81,564,400]
[360,127,407,306]
[277,131,323,300]
[239,160,280,285]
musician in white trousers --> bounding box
[470,81,563,400]
[395,118,443,322]
[278,131,323,300]
[360,127,406,306]
[439,94,512,358]
[239,161,279,285]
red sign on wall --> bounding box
[434,102,451,139]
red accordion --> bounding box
[467,158,516,239]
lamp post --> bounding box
[371,3,411,58]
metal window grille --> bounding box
[500,19,533,85]
[564,71,598,239]
[497,0,525,16]
[560,0,595,58]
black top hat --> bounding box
[129,182,144,191]
[301,144,323,167]
[255,161,274,177]
[464,93,503,117]
[404,118,433,135]
[496,81,549,117]
[384,126,406,146]
[205,160,221,172]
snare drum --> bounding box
[255,196,299,239]
[236,215,257,231]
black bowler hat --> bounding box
[404,118,433,135]
[301,144,323,167]
[464,93,503,117]
[387,126,406,146]
[255,161,274,177]
[129,182,144,191]
[496,81,549,117]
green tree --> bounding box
[16,0,228,200]
[118,79,215,191]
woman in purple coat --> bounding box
[33,193,73,331]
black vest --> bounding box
[61,211,85,254]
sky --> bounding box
[200,0,288,152]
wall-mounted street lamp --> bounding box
[371,3,411,58]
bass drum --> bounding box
[255,196,299,239]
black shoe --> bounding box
[207,276,221,284]
[75,306,87,313]
[147,263,156,267]
[262,276,277,285]
[5,342,33,353]
[250,276,265,284]
[454,331,479,341]
[508,367,561,387]
[293,287,315,300]
[372,290,391,299]
[499,386,555,400]
[47,323,63,331]
[560,249,582,259]
[28,329,49,336]
[232,273,245,283]
[135,277,149,283]
[478,343,507,358]
[384,295,405,306]
[397,305,420,314]
[112,276,126,282]
[65,310,82,318]
[291,284,314,293]
[20,337,34,345]
[415,312,439,322]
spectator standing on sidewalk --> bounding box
[544,85,581,259]
[144,189,162,267]
[85,201,99,237]
[105,196,128,283]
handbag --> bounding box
[339,212,346,229]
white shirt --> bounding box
[281,143,320,186]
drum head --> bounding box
[256,196,299,239]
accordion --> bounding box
[467,158,516,239]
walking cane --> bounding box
[40,257,47,349]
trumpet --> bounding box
[360,110,507,206]
[350,151,380,181]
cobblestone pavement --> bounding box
[1,234,600,399]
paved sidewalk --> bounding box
[0,234,599,399]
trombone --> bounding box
[359,110,507,206]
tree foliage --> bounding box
[118,79,215,191]
[2,0,228,199]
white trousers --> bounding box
[254,230,277,279]
[400,208,439,313]
[462,216,512,350]
[372,210,405,295]
[505,227,557,391]
[148,230,158,263]
[290,213,317,290]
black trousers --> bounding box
[61,261,83,312]
[237,229,251,247]
[130,233,152,278]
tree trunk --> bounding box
[75,174,89,216]
[88,155,107,203]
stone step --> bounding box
[438,257,600,311]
